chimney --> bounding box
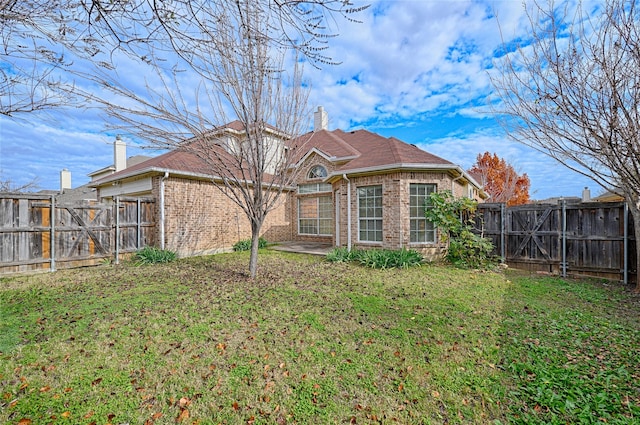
[582,187,591,202]
[114,135,127,172]
[313,106,328,131]
[60,168,71,193]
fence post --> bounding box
[624,202,628,285]
[500,203,506,263]
[137,198,141,249]
[561,199,567,278]
[115,196,120,265]
[50,195,56,272]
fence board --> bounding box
[0,195,156,274]
[477,201,635,284]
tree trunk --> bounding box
[248,221,262,279]
[626,192,640,291]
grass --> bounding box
[0,251,639,424]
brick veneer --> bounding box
[152,176,292,256]
[289,153,481,260]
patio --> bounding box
[268,241,333,256]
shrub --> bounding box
[326,247,422,269]
[134,246,177,265]
[447,229,496,269]
[424,190,497,269]
[233,237,267,252]
[326,247,358,263]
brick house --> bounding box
[90,108,485,258]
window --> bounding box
[298,183,332,194]
[298,196,333,235]
[410,184,436,243]
[358,185,383,242]
[308,165,327,179]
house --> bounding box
[90,107,485,258]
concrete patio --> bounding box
[268,241,333,256]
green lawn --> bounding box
[1,251,639,424]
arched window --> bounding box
[308,165,327,179]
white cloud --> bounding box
[0,0,601,200]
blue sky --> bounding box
[0,0,599,200]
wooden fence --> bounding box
[0,194,156,274]
[476,201,636,284]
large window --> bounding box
[410,183,436,243]
[298,196,333,235]
[358,185,383,242]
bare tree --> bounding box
[0,0,366,117]
[82,1,315,278]
[0,173,40,193]
[0,0,76,116]
[2,0,365,276]
[491,0,640,286]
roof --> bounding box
[90,124,482,192]
[88,155,152,177]
[90,145,235,186]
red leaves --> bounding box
[469,151,531,205]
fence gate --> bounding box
[0,194,155,274]
[477,201,635,284]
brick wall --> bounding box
[334,171,468,260]
[152,176,292,256]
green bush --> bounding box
[447,229,496,269]
[233,237,267,252]
[326,247,422,269]
[134,246,177,265]
[325,247,358,263]
[424,191,497,269]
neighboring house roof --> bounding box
[592,190,624,202]
[88,155,152,179]
[56,184,97,204]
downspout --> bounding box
[451,173,464,195]
[159,172,169,250]
[343,174,352,252]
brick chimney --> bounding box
[114,135,127,172]
[314,106,328,131]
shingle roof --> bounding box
[91,125,466,187]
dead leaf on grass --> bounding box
[179,397,191,408]
[175,408,189,422]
